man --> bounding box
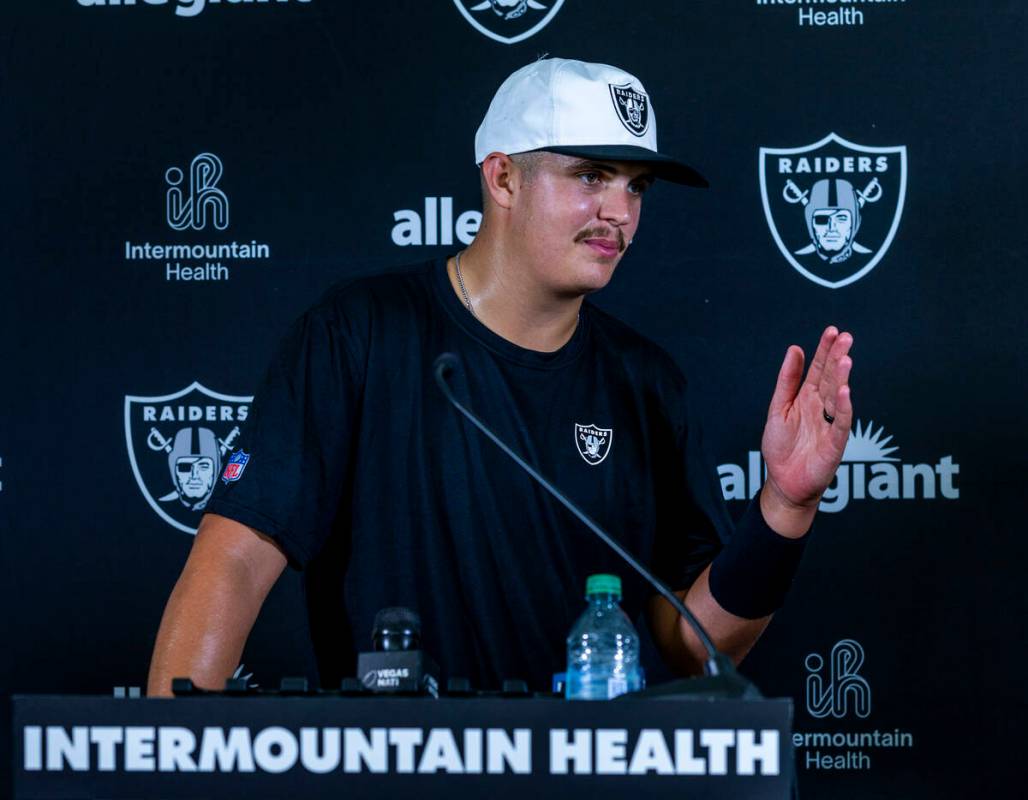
[147,58,853,696]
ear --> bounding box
[480,152,520,211]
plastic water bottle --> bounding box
[565,574,643,700]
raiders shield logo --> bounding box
[759,133,907,289]
[609,83,650,137]
[125,382,252,534]
[575,423,613,465]
[452,0,565,45]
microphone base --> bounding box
[623,673,763,701]
[357,650,440,698]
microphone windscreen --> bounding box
[372,607,422,652]
[373,607,421,635]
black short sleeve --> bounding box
[206,301,363,568]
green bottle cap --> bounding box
[585,573,622,599]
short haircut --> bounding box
[479,151,549,209]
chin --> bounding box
[585,252,622,279]
[568,267,617,296]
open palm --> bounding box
[761,327,854,509]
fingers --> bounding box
[802,326,839,391]
[768,345,805,417]
[819,331,854,414]
[829,383,853,452]
[820,329,853,453]
[822,351,853,417]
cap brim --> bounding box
[541,144,708,188]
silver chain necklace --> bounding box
[454,250,581,325]
[454,250,476,318]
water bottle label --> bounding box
[607,678,628,699]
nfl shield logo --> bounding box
[575,423,613,466]
[222,450,250,484]
[759,133,907,289]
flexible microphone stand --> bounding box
[434,353,761,699]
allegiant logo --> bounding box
[718,420,960,513]
[391,197,482,247]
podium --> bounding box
[13,693,795,799]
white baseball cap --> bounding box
[474,57,707,187]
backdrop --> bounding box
[2,2,1026,797]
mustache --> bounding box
[574,227,626,252]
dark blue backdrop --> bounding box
[2,2,1026,797]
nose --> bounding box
[598,185,633,227]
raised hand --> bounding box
[759,326,854,537]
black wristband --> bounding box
[707,497,809,619]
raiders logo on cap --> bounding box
[608,83,650,137]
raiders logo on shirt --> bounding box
[575,423,613,465]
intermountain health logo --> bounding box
[123,152,272,282]
[805,640,871,719]
[760,133,907,288]
[755,0,910,29]
[125,383,252,534]
[77,0,312,20]
[794,639,915,771]
[453,0,565,44]
[718,419,959,513]
[166,153,228,231]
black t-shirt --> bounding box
[207,257,734,690]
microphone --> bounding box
[433,352,759,699]
[356,607,440,697]
[372,606,421,651]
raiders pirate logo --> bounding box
[575,423,613,466]
[125,382,252,534]
[760,133,907,289]
[609,83,650,137]
[452,0,565,45]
